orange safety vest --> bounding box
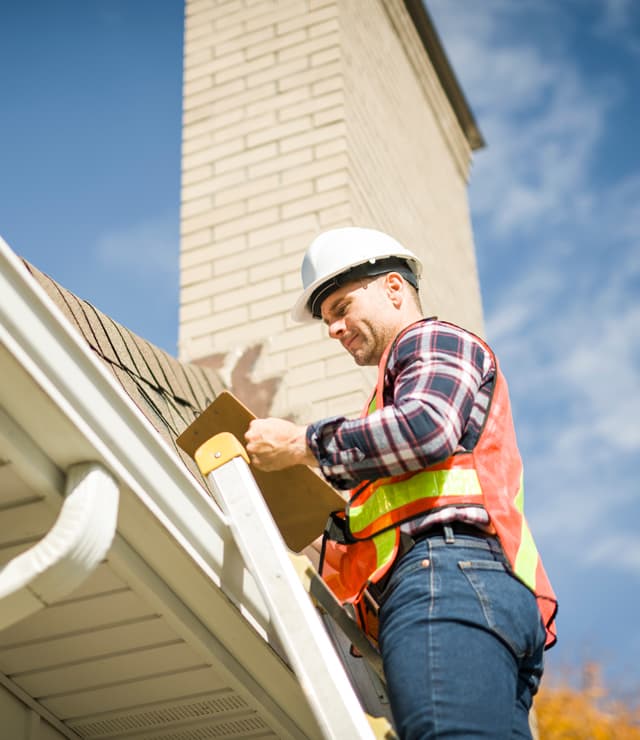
[320,320,558,649]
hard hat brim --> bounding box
[290,254,420,323]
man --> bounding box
[245,227,557,739]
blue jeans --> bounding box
[378,530,546,739]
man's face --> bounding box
[320,276,397,366]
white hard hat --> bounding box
[291,227,423,322]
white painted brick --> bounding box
[180,259,212,288]
[311,74,342,96]
[245,2,309,34]
[189,82,278,120]
[281,186,348,219]
[206,304,249,332]
[182,200,247,236]
[184,50,245,84]
[217,25,276,59]
[309,17,339,38]
[183,78,246,113]
[184,18,215,44]
[315,168,348,191]
[183,73,215,98]
[285,361,327,387]
[280,225,313,254]
[213,206,279,241]
[213,278,282,319]
[285,337,341,368]
[249,250,301,283]
[181,268,246,303]
[313,104,343,127]
[247,56,309,89]
[180,228,212,253]
[182,168,247,202]
[215,173,279,207]
[248,213,318,247]
[245,86,309,117]
[269,325,322,356]
[276,5,338,35]
[213,111,277,145]
[214,3,249,30]
[181,195,214,219]
[181,162,214,186]
[182,136,244,171]
[280,121,346,154]
[318,201,352,226]
[184,47,213,72]
[309,0,338,9]
[183,108,242,141]
[212,313,285,350]
[182,241,247,275]
[248,180,313,213]
[310,45,340,67]
[249,288,298,320]
[213,240,280,276]
[214,142,278,175]
[182,131,215,156]
[215,52,277,86]
[314,135,348,158]
[248,147,313,179]
[178,333,214,363]
[280,152,348,186]
[180,297,212,322]
[186,0,218,18]
[279,60,341,93]
[325,391,365,420]
[245,29,307,61]
[279,90,343,122]
[278,34,338,63]
[247,116,313,148]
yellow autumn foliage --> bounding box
[534,663,640,739]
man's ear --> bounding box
[384,272,405,307]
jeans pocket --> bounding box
[458,559,542,659]
[378,554,430,609]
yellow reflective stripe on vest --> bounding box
[372,528,397,571]
[514,519,538,591]
[349,468,483,534]
[512,474,538,591]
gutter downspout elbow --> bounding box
[0,462,119,631]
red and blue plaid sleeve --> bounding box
[306,320,494,489]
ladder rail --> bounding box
[198,437,378,740]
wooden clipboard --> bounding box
[177,391,345,552]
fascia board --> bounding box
[0,236,271,635]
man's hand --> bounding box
[244,418,316,471]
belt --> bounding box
[411,520,494,542]
[366,522,495,605]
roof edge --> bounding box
[403,0,485,150]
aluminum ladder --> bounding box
[194,432,395,740]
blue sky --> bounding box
[2,0,639,699]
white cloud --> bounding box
[595,0,640,53]
[95,212,178,277]
[585,533,640,573]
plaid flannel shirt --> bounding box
[306,319,496,532]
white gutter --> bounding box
[0,462,118,632]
